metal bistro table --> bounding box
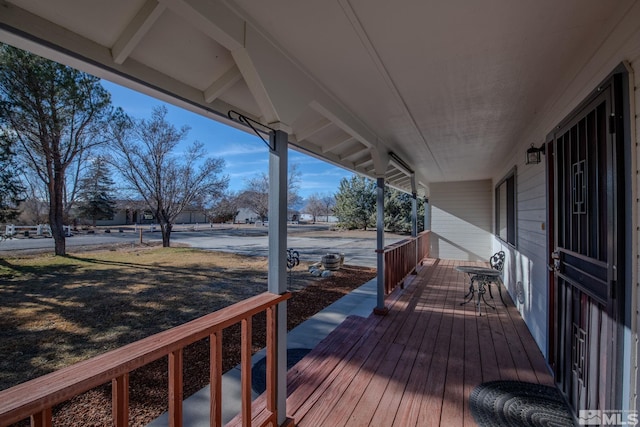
[455,266,507,315]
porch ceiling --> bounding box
[0,0,632,196]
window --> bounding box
[495,168,516,246]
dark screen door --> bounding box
[551,75,624,415]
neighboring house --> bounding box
[234,207,301,224]
[299,213,338,223]
[94,201,207,226]
[234,207,261,224]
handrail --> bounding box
[383,231,430,295]
[0,291,290,427]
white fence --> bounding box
[4,224,72,237]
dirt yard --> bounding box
[0,243,376,426]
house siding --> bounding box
[429,180,493,261]
[491,1,640,411]
[493,163,548,357]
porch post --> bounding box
[411,192,418,238]
[268,129,288,425]
[374,176,388,315]
[423,198,430,231]
[412,191,418,271]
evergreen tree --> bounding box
[77,156,117,226]
[384,187,424,233]
[333,175,376,230]
[0,44,114,255]
[0,129,24,222]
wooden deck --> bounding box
[282,258,555,427]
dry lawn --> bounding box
[0,244,376,426]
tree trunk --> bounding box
[160,222,172,247]
[50,177,66,256]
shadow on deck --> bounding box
[232,258,554,427]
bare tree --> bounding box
[110,106,228,247]
[321,193,336,222]
[207,191,240,223]
[239,163,302,220]
[0,44,114,255]
[303,193,324,223]
[239,174,269,221]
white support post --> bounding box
[374,177,388,315]
[411,192,418,238]
[412,192,418,270]
[268,129,288,425]
[424,198,430,231]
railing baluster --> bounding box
[112,373,129,427]
[30,407,52,427]
[241,316,252,427]
[210,330,223,427]
[169,349,184,427]
[383,234,430,295]
[266,305,276,416]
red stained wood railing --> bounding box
[416,230,430,262]
[0,292,290,427]
[383,231,430,295]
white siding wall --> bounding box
[491,1,640,410]
[493,164,548,357]
[430,180,493,261]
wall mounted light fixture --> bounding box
[525,144,546,165]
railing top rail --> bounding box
[383,237,415,253]
[0,291,290,425]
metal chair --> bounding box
[487,251,507,306]
[489,250,505,272]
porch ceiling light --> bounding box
[526,144,545,165]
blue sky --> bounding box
[102,81,353,200]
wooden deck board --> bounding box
[285,259,555,427]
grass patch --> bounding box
[0,246,278,391]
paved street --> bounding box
[0,224,407,268]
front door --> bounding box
[550,72,625,415]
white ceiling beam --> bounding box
[321,136,354,154]
[386,170,405,181]
[111,0,166,65]
[232,48,280,124]
[158,0,244,51]
[370,148,389,177]
[340,145,369,162]
[295,118,332,142]
[310,101,373,149]
[354,158,373,169]
[389,156,412,177]
[204,64,242,103]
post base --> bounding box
[373,306,389,316]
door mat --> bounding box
[469,381,574,426]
